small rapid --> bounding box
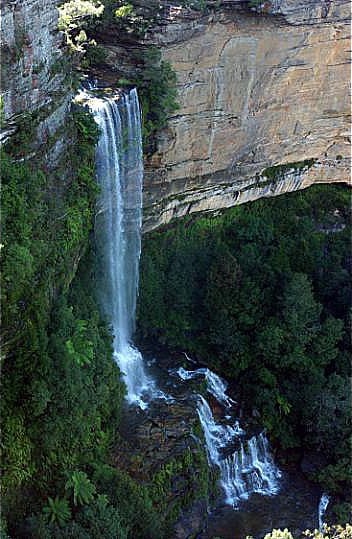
[318,493,330,531]
[176,367,235,407]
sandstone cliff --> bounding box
[0,1,350,232]
[1,0,70,165]
[141,1,350,230]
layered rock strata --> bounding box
[142,1,350,230]
[0,0,350,230]
[0,0,70,164]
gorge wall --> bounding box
[1,0,70,165]
[1,0,350,231]
[141,1,350,230]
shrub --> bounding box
[43,497,71,526]
[65,471,96,506]
[138,47,179,151]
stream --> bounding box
[117,349,324,539]
[138,347,324,538]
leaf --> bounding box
[65,471,96,506]
[43,497,71,526]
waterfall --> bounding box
[175,366,281,507]
[318,493,330,531]
[197,396,281,507]
[85,85,281,508]
[175,367,235,407]
[89,89,154,409]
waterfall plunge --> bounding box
[89,89,154,409]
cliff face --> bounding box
[0,1,350,232]
[142,1,350,231]
[1,0,70,165]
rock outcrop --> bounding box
[0,0,70,164]
[142,1,350,230]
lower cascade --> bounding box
[175,366,281,507]
[318,493,330,531]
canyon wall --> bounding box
[0,0,350,232]
[0,0,70,166]
[142,1,350,230]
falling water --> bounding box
[318,493,330,531]
[175,366,281,507]
[89,89,154,409]
[86,85,281,508]
[175,367,235,407]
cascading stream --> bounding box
[175,366,281,507]
[318,493,330,531]
[89,89,155,409]
[176,366,236,407]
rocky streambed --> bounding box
[115,346,325,538]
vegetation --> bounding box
[57,0,179,149]
[138,47,179,150]
[1,97,213,537]
[249,0,263,7]
[149,445,216,531]
[101,0,214,34]
[58,0,104,51]
[0,107,167,537]
[2,2,350,535]
[247,524,352,539]
[260,159,316,181]
[138,185,352,522]
[115,2,135,19]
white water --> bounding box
[176,366,281,507]
[318,493,330,531]
[175,366,235,407]
[89,89,156,409]
[197,395,281,507]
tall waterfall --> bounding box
[89,89,154,409]
[86,85,281,510]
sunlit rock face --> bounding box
[142,1,350,231]
[1,0,349,225]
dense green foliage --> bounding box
[1,110,166,537]
[137,47,179,150]
[2,103,212,537]
[138,185,352,521]
[149,445,216,530]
